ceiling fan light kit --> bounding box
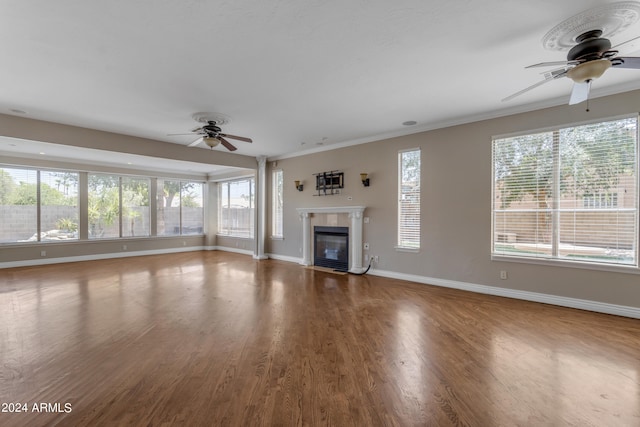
[503,1,640,106]
[168,112,253,152]
[566,59,612,83]
[203,136,221,148]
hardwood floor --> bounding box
[1,251,639,426]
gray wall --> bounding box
[1,90,639,312]
[267,89,640,310]
[0,113,256,264]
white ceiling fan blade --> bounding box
[502,70,567,102]
[613,34,640,50]
[569,80,591,105]
[188,137,203,147]
[526,60,578,68]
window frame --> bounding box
[217,176,255,239]
[491,114,639,273]
[156,178,205,237]
[397,148,421,251]
[0,167,81,244]
[1,165,204,245]
[271,169,284,239]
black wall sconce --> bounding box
[360,173,370,187]
[294,180,304,191]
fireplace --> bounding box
[297,206,365,273]
[314,226,349,271]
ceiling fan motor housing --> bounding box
[567,30,612,61]
[202,121,222,136]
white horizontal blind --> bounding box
[398,149,421,249]
[272,170,283,238]
[493,116,638,266]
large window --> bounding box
[157,179,204,236]
[0,168,78,243]
[398,149,421,249]
[218,177,255,238]
[272,170,283,238]
[122,177,150,237]
[88,174,121,239]
[1,167,204,244]
[492,116,638,267]
[41,171,79,240]
[89,174,150,239]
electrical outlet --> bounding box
[40,250,46,257]
[364,254,369,262]
[500,270,508,280]
[122,245,127,250]
[364,217,370,224]
[374,255,379,264]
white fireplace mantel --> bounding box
[296,206,366,273]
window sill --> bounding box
[395,246,420,253]
[216,234,254,240]
[492,254,640,275]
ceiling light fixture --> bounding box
[203,136,221,148]
[566,58,612,82]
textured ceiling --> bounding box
[2,1,640,171]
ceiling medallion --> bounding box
[542,2,640,51]
[191,112,230,125]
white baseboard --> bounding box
[5,250,638,319]
[266,253,304,264]
[0,246,206,269]
[211,246,254,256]
[368,268,640,319]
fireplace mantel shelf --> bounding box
[296,206,365,216]
[296,206,366,274]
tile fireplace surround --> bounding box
[296,206,366,274]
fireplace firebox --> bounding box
[314,226,349,271]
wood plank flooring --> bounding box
[1,251,639,426]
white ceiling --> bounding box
[2,1,640,172]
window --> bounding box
[1,167,201,244]
[122,177,150,237]
[0,168,79,243]
[157,179,204,236]
[89,174,151,239]
[272,170,283,238]
[41,171,79,241]
[398,149,421,249]
[0,168,37,243]
[492,116,638,267]
[88,174,120,239]
[181,182,204,235]
[218,177,255,238]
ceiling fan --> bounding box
[168,116,252,151]
[503,29,640,105]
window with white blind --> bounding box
[0,168,79,243]
[218,177,255,238]
[398,149,421,249]
[272,170,283,238]
[492,115,638,267]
